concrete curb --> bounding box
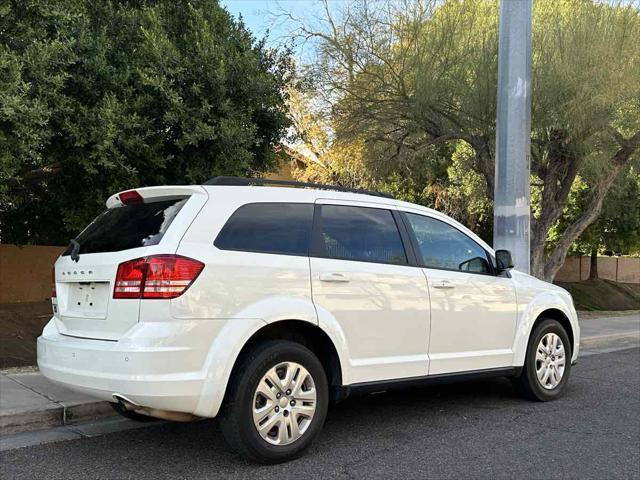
[580,332,639,348]
[0,371,116,436]
[0,400,115,436]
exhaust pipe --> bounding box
[112,394,201,422]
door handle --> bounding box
[432,280,455,289]
[319,272,350,283]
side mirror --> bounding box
[459,256,490,273]
[495,249,514,271]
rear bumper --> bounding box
[37,318,224,415]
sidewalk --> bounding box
[579,312,640,350]
[0,371,113,435]
[1,312,638,437]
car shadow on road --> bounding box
[118,377,539,465]
[1,375,588,479]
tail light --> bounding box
[113,257,147,298]
[51,267,57,299]
[143,255,204,299]
[113,255,204,299]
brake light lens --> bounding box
[113,255,204,299]
[51,266,57,299]
[118,190,144,205]
[114,257,147,298]
[143,255,204,299]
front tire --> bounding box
[514,318,572,401]
[219,340,329,464]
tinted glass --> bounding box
[63,198,188,256]
[405,213,491,273]
[215,203,314,255]
[318,205,407,265]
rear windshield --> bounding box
[63,198,188,256]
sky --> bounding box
[220,0,337,158]
[220,0,338,60]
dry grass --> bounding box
[0,301,52,368]
[555,279,640,311]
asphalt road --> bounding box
[2,348,639,480]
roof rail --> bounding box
[203,176,394,199]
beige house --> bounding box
[265,143,314,182]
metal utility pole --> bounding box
[494,0,532,273]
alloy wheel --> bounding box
[252,361,317,446]
[535,332,566,390]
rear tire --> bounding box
[219,340,329,464]
[514,318,572,401]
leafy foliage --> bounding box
[292,0,640,280]
[571,167,640,256]
[0,0,293,244]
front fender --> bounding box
[512,290,580,366]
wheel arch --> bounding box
[534,308,575,355]
[512,294,579,367]
[225,319,344,398]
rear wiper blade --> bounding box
[69,239,81,262]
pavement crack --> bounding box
[4,375,62,406]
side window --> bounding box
[317,205,407,265]
[405,213,491,274]
[215,203,314,256]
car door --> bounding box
[402,212,518,375]
[309,201,430,384]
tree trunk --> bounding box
[530,129,582,279]
[541,181,610,282]
[589,248,598,280]
[539,132,640,282]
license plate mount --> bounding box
[65,282,110,319]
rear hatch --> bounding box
[53,186,207,340]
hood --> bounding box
[509,270,569,295]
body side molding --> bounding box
[332,366,522,402]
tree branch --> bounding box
[9,163,63,188]
[541,130,640,281]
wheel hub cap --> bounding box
[535,333,566,390]
[252,361,317,446]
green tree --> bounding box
[569,166,640,278]
[295,0,640,281]
[0,0,293,244]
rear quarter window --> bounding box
[214,203,314,256]
[63,198,188,256]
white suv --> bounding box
[38,176,579,463]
